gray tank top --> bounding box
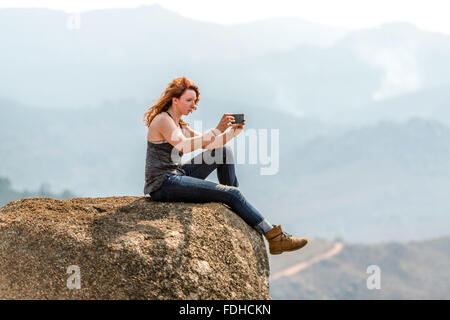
[143,111,186,195]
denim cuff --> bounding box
[254,218,273,235]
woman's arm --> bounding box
[182,124,218,149]
[156,116,217,153]
[182,123,243,150]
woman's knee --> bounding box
[224,186,244,203]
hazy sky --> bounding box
[1,0,450,35]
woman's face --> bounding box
[173,89,197,115]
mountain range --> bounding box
[1,5,450,125]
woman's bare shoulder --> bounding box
[153,112,167,120]
[148,113,170,140]
[151,112,170,127]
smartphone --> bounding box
[231,113,245,124]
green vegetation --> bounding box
[0,176,76,207]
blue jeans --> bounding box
[149,146,271,234]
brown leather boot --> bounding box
[264,224,308,255]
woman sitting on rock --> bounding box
[143,76,307,255]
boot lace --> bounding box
[280,231,292,239]
[268,225,292,240]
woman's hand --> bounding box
[230,120,246,135]
[216,113,237,133]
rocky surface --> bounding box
[0,196,270,299]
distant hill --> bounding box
[1,7,450,127]
[261,117,450,243]
[0,5,348,110]
[269,236,450,299]
[332,84,450,126]
[0,176,76,207]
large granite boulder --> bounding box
[0,196,270,299]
